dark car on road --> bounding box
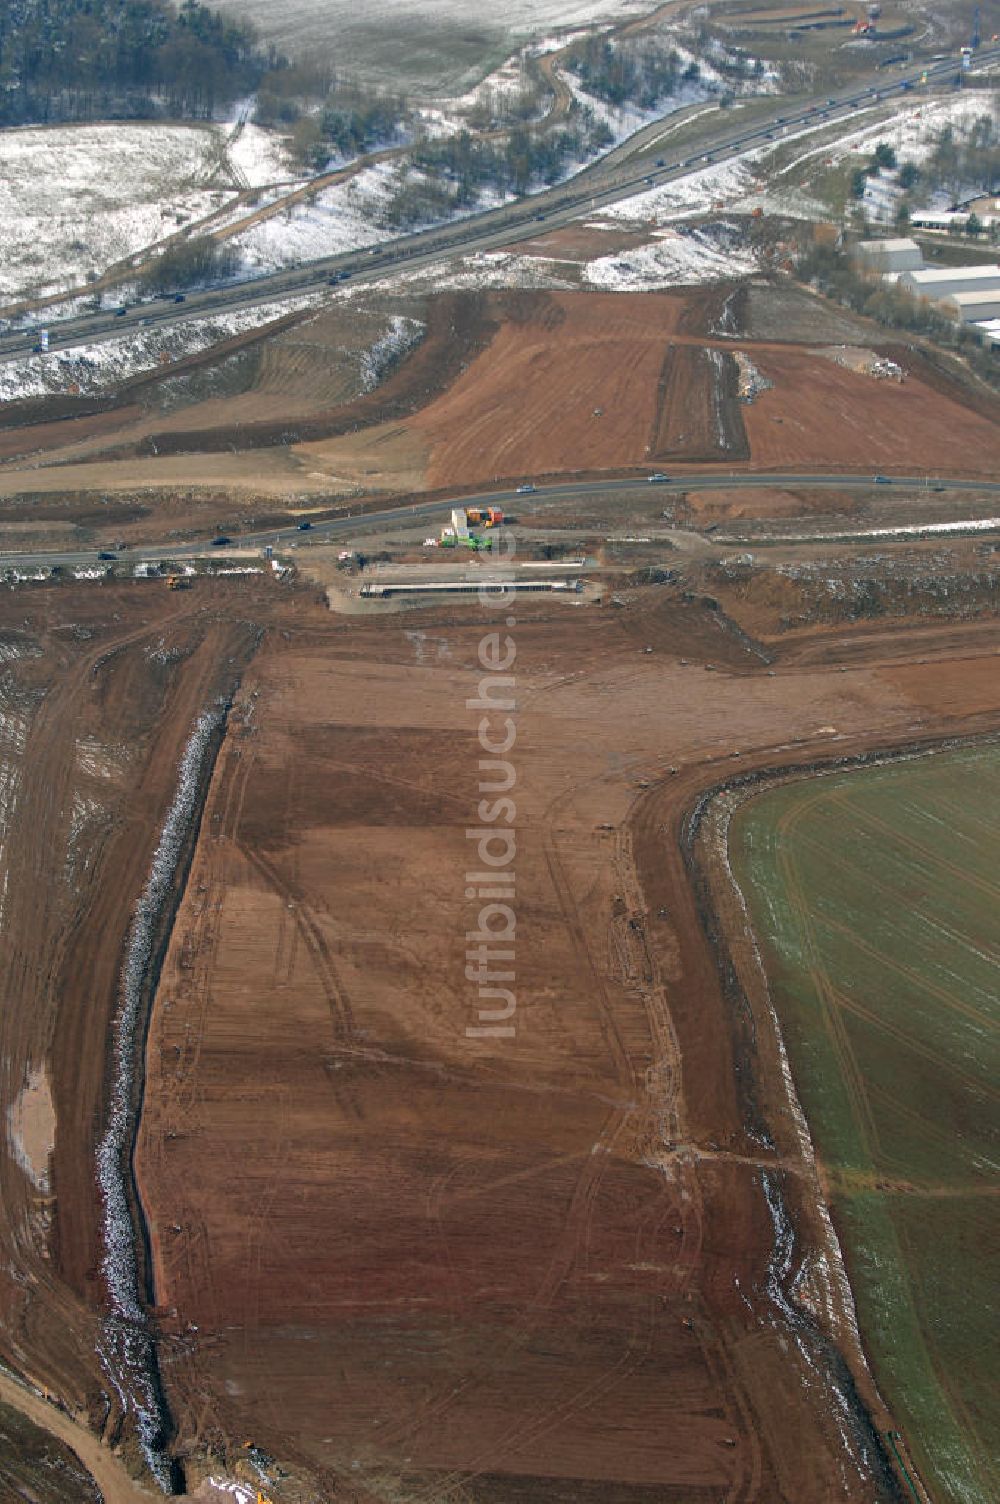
[211,535,231,545]
[297,520,313,530]
[97,550,117,560]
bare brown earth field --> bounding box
[743,347,1000,476]
[0,578,271,1477]
[0,268,998,1501]
[0,568,997,1500]
[124,584,1000,1501]
[0,288,997,512]
[685,486,862,520]
[410,290,692,485]
[648,345,748,463]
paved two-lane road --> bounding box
[1,471,997,572]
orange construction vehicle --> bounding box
[167,575,192,589]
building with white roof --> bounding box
[900,264,1000,300]
[944,290,1000,323]
[854,237,923,273]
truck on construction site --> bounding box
[167,574,192,589]
[465,506,504,527]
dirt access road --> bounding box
[132,584,1000,1500]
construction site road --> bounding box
[1,470,998,568]
[0,47,994,360]
[0,471,996,571]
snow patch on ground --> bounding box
[359,316,426,389]
[601,154,762,224]
[233,162,399,272]
[430,248,580,290]
[0,295,321,401]
[584,223,757,288]
[771,90,1000,182]
[226,122,296,186]
[564,67,719,149]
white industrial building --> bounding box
[909,209,999,232]
[854,237,923,273]
[900,264,1000,300]
[944,290,1000,324]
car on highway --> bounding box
[873,475,891,484]
[648,472,670,483]
[516,483,536,494]
[115,306,127,316]
[211,535,232,545]
[97,550,117,561]
[655,158,665,167]
[173,293,186,303]
[297,520,313,530]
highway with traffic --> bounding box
[1,472,997,571]
[1,46,996,363]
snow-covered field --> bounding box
[233,163,397,273]
[226,122,298,187]
[0,120,294,304]
[219,0,650,81]
[0,294,320,402]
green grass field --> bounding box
[731,744,1000,1504]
